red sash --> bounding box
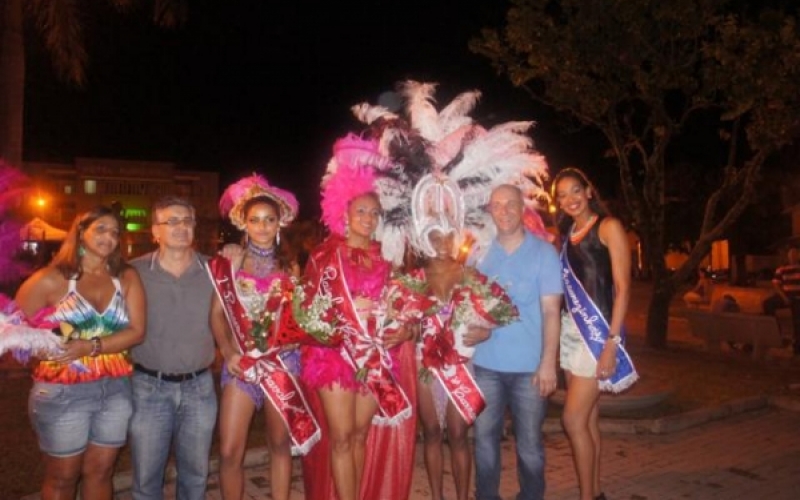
[419,310,485,425]
[309,250,413,425]
[207,257,320,455]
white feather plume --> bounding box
[399,81,441,141]
[449,121,536,185]
[0,317,64,363]
[437,90,481,137]
[351,103,398,125]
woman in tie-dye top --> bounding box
[15,205,146,500]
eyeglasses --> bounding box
[154,217,196,228]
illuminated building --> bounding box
[23,158,220,257]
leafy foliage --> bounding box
[470,0,800,346]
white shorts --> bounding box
[559,313,598,378]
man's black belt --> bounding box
[134,363,208,382]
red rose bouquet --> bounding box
[382,272,438,331]
[451,269,519,357]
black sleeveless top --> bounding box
[566,217,614,321]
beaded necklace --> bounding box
[569,214,598,244]
[246,241,276,278]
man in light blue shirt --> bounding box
[473,184,563,500]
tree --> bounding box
[0,0,185,168]
[470,0,800,347]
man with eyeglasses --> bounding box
[128,196,218,500]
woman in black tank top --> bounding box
[552,168,632,500]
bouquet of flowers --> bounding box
[451,270,519,357]
[290,279,343,347]
[382,272,439,330]
[418,306,463,380]
[242,275,342,352]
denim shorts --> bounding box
[28,377,133,457]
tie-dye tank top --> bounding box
[34,276,133,383]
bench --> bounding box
[685,309,784,360]
[706,285,773,314]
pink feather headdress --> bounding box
[219,173,299,230]
[320,134,391,237]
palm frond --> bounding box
[26,0,87,86]
[153,0,188,28]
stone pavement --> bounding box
[104,407,800,500]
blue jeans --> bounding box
[473,365,548,500]
[129,370,218,500]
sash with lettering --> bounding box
[207,256,321,455]
[307,246,413,425]
[560,246,638,393]
[419,307,485,425]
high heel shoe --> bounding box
[595,494,608,500]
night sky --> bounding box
[22,0,607,218]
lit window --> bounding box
[64,185,73,194]
[84,180,97,194]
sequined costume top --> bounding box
[34,277,132,383]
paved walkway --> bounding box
[105,407,800,500]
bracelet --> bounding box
[89,337,102,357]
[608,334,622,345]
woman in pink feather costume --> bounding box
[299,135,418,500]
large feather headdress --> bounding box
[343,106,431,266]
[352,81,551,262]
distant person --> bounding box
[552,168,638,500]
[711,293,740,314]
[762,247,800,355]
[15,206,146,500]
[129,197,218,500]
[712,293,750,352]
[683,268,713,308]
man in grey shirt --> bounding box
[129,196,217,500]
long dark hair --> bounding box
[241,195,295,273]
[51,205,127,279]
[551,167,611,237]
